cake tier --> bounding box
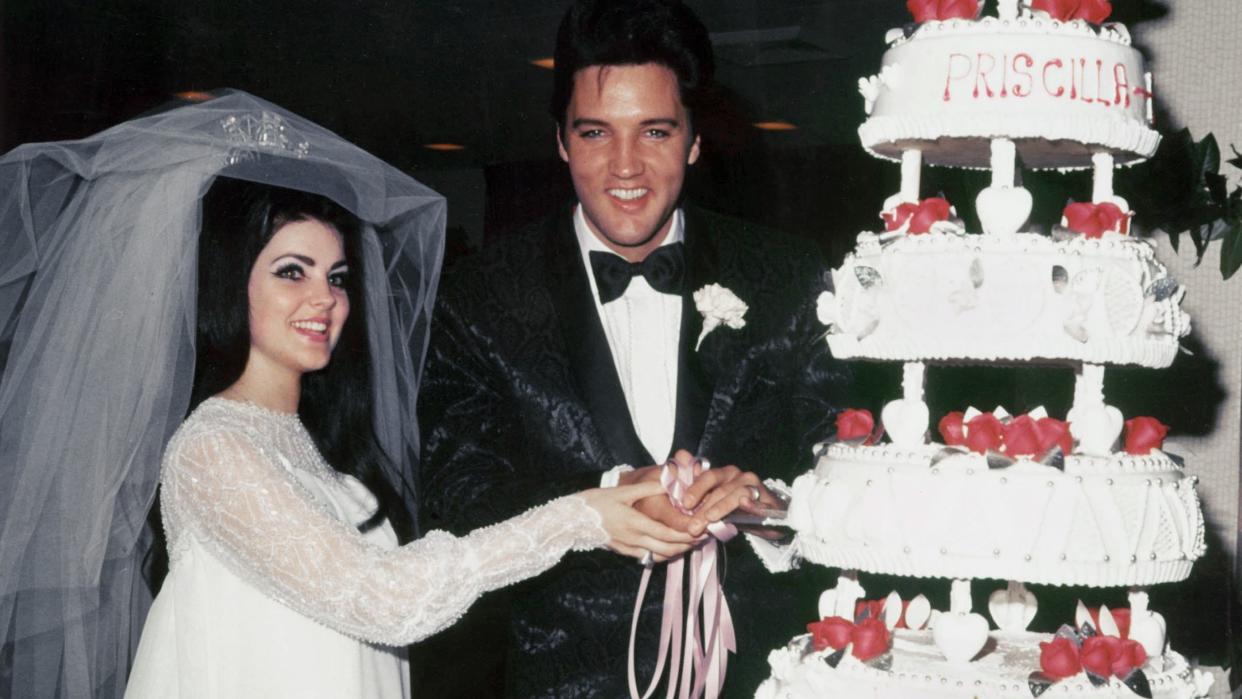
[757,631,1213,699]
[822,232,1189,367]
[859,18,1159,169]
[786,444,1206,587]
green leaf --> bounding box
[1219,219,1242,280]
[1195,134,1221,182]
[1228,145,1242,171]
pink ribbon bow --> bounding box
[627,458,738,699]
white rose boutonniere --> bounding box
[693,283,748,350]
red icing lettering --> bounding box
[944,53,973,101]
[1043,59,1065,97]
[1114,64,1131,107]
[974,53,997,98]
[1011,54,1034,97]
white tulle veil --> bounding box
[0,90,445,697]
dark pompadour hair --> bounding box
[550,0,715,131]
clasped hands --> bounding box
[598,449,785,564]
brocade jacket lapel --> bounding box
[544,210,653,467]
[669,207,717,458]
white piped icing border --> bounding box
[786,444,1207,587]
[893,17,1135,48]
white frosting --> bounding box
[757,631,1214,699]
[786,444,1206,587]
[821,231,1190,367]
[859,18,1158,169]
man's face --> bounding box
[558,62,701,262]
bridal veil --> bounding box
[0,90,445,697]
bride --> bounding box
[0,91,702,699]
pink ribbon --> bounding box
[627,459,738,699]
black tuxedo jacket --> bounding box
[415,206,848,698]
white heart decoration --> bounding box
[1129,610,1168,659]
[1097,605,1121,637]
[883,591,904,630]
[987,581,1038,633]
[1127,591,1168,658]
[1068,404,1124,456]
[1074,599,1092,630]
[817,589,837,621]
[904,594,932,630]
[933,612,990,663]
[818,574,866,620]
[976,185,1033,236]
[881,398,929,447]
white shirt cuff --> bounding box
[599,463,635,488]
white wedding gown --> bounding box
[126,397,607,698]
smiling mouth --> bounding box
[291,320,329,334]
[607,187,649,201]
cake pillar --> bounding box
[991,139,1016,188]
[976,139,1032,236]
[1092,152,1115,203]
[998,0,1019,20]
[1068,363,1123,455]
[900,149,922,202]
[882,362,929,446]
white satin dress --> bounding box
[126,397,606,698]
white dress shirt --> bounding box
[574,206,684,486]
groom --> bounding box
[416,0,848,696]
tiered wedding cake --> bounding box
[757,1,1213,697]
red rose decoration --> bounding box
[907,0,980,22]
[939,411,967,446]
[836,408,875,444]
[1002,414,1043,457]
[850,617,891,661]
[1062,201,1131,238]
[963,412,1004,454]
[1036,417,1073,456]
[854,599,886,624]
[1039,636,1083,680]
[881,197,953,234]
[1080,635,1123,678]
[807,616,854,652]
[1031,0,1112,23]
[1112,639,1147,678]
[1124,416,1168,455]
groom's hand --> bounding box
[617,454,707,537]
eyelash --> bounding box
[273,264,349,289]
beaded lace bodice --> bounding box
[159,397,608,647]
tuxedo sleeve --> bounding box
[419,294,602,535]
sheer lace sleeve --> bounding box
[161,422,608,646]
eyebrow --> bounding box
[570,117,681,130]
[271,253,349,270]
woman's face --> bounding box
[245,218,350,382]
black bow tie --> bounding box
[589,243,686,304]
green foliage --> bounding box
[1120,130,1242,279]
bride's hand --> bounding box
[579,482,702,562]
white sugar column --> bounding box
[992,138,1016,188]
[1068,363,1124,455]
[900,149,922,202]
[976,138,1033,236]
[998,0,1019,20]
[883,362,929,446]
[1092,152,1115,203]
